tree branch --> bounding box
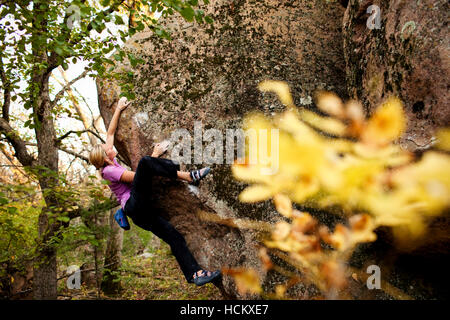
[0,59,11,121]
[56,129,105,144]
[54,67,102,145]
[51,69,89,107]
[0,118,36,166]
[25,141,89,163]
[0,146,31,178]
[58,146,89,163]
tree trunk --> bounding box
[33,211,58,300]
[32,96,60,300]
[101,207,124,295]
[31,40,60,299]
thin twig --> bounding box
[51,70,89,107]
[56,129,105,143]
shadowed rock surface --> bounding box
[343,0,450,151]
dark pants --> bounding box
[124,156,200,283]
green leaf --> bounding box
[205,15,213,24]
[54,46,64,56]
[115,15,124,25]
[7,207,18,214]
[57,216,70,223]
[180,7,195,22]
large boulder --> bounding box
[342,0,450,150]
[97,0,347,298]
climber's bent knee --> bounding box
[137,156,155,173]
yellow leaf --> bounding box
[275,284,286,298]
[277,110,320,144]
[291,175,320,203]
[223,268,262,295]
[258,80,294,108]
[320,260,347,290]
[291,212,316,233]
[321,214,377,251]
[435,128,450,151]
[345,100,364,122]
[272,221,291,241]
[315,91,344,118]
[299,109,347,136]
[362,97,406,146]
[232,162,271,184]
[273,194,292,217]
[239,185,274,202]
[258,247,273,271]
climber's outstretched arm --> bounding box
[105,97,131,149]
[120,170,135,183]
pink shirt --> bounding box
[101,158,131,209]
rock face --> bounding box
[97,0,347,298]
[97,0,449,299]
[342,0,450,150]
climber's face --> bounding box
[101,144,117,162]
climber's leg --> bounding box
[130,156,179,202]
[177,170,192,182]
[135,156,180,181]
[133,156,211,187]
[134,213,201,283]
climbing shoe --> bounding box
[190,167,211,185]
[114,208,130,230]
[192,270,221,286]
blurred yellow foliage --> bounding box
[227,80,450,298]
[222,267,262,296]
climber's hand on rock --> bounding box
[151,142,169,158]
[117,97,132,111]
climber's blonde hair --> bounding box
[89,144,106,170]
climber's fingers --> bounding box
[117,97,132,111]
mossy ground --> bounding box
[108,242,222,300]
[57,220,222,300]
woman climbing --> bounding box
[89,97,221,286]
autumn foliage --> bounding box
[223,80,450,299]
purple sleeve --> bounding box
[102,164,125,182]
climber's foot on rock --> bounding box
[192,269,221,286]
[189,167,211,185]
